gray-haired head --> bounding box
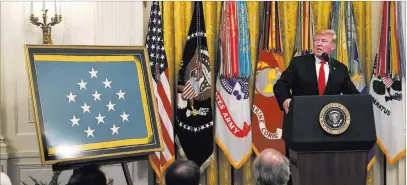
[253,149,291,185]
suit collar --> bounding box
[308,55,319,93]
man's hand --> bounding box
[283,99,291,114]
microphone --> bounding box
[322,53,330,64]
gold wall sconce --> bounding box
[29,2,62,44]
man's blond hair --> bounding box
[315,29,337,43]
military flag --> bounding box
[252,1,285,156]
[292,1,315,57]
[214,1,252,169]
[175,1,213,171]
[369,1,406,165]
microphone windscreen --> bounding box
[322,53,330,62]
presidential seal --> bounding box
[319,103,351,135]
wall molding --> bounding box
[7,151,40,159]
[0,135,8,172]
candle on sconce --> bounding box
[30,1,33,15]
[42,1,45,11]
[54,1,57,14]
[59,2,61,15]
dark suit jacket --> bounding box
[273,54,360,111]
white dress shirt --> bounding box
[315,55,329,85]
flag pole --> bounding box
[219,151,232,185]
[242,157,254,185]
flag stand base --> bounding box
[52,154,148,185]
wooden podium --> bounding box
[283,94,376,185]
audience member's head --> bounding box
[67,164,107,185]
[164,159,200,185]
[253,149,290,185]
[0,172,12,185]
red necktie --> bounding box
[318,60,326,95]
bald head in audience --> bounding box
[253,149,291,185]
[164,159,200,185]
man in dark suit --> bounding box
[273,28,360,185]
[274,29,360,114]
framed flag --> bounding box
[25,45,163,165]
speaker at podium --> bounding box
[282,94,376,185]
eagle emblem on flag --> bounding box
[175,2,214,171]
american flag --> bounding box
[145,1,175,180]
[381,76,393,88]
[182,80,199,100]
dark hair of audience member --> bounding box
[164,159,200,185]
[67,164,107,185]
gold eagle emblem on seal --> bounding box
[319,103,351,135]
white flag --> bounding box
[215,76,252,169]
[369,76,405,164]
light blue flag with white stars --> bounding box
[35,60,149,147]
[27,54,163,161]
[25,46,164,164]
[36,60,150,148]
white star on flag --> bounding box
[80,102,91,113]
[92,90,102,101]
[116,90,126,100]
[106,101,115,111]
[110,124,120,135]
[95,113,105,124]
[70,115,80,127]
[103,78,112,88]
[77,79,87,90]
[85,126,95,138]
[88,67,98,79]
[120,111,129,122]
[66,91,77,103]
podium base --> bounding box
[289,149,368,185]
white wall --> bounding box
[0,2,150,185]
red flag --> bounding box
[252,1,285,156]
[252,51,285,155]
